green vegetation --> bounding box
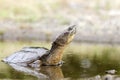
[0,10,9,19]
[0,30,4,35]
[0,0,119,23]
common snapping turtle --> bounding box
[2,25,76,66]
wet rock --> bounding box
[106,69,117,74]
[103,74,114,80]
[94,75,101,80]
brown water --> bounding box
[0,42,120,80]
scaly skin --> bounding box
[42,25,76,65]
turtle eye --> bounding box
[68,27,72,31]
[68,24,76,31]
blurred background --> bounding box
[0,0,120,80]
[0,0,120,44]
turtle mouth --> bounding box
[67,24,76,35]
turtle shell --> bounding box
[3,47,49,66]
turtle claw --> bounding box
[57,61,64,66]
[28,60,41,68]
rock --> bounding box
[106,69,117,74]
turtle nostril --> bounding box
[68,24,76,31]
[68,27,72,31]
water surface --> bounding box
[0,42,120,80]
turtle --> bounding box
[2,25,76,67]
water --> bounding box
[0,42,120,80]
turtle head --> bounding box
[54,25,76,46]
[42,25,76,66]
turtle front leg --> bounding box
[57,60,64,66]
[28,60,41,68]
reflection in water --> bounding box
[0,62,37,80]
[81,59,91,69]
[8,63,64,80]
[62,52,120,80]
[9,64,48,79]
[40,66,64,80]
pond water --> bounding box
[0,42,120,80]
